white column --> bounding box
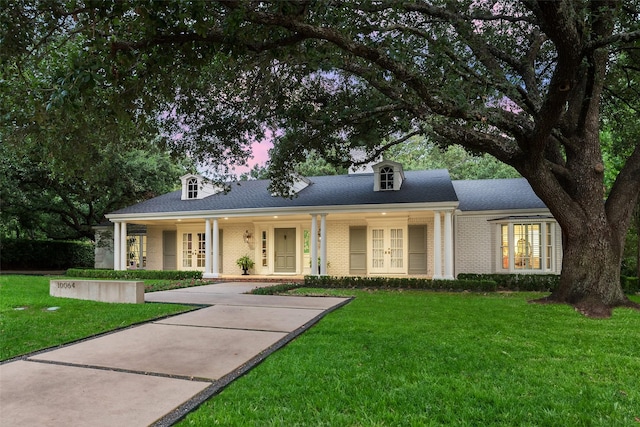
[120,221,128,270]
[433,212,442,279]
[211,218,219,278]
[204,218,212,278]
[113,222,121,271]
[310,214,318,276]
[444,210,454,279]
[320,214,327,275]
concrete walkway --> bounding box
[0,283,351,426]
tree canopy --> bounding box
[0,141,191,241]
[2,1,639,316]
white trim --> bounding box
[211,218,219,278]
[444,210,454,279]
[495,220,558,274]
[310,214,318,276]
[433,212,442,279]
[106,202,460,222]
[320,214,327,275]
[204,219,212,276]
[113,222,121,271]
[456,208,551,217]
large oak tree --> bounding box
[2,1,639,316]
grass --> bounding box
[0,275,194,360]
[178,289,640,427]
[2,275,638,425]
[144,278,212,293]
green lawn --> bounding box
[0,275,194,360]
[2,276,638,425]
[178,290,640,427]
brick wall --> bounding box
[455,214,494,275]
[145,226,163,270]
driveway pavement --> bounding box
[0,283,351,426]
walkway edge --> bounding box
[151,297,354,427]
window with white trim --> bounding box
[372,160,404,191]
[379,166,394,190]
[187,177,198,199]
[498,220,556,273]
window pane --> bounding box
[187,178,198,199]
[197,233,206,267]
[390,228,403,268]
[182,233,192,267]
[546,223,553,270]
[372,229,384,268]
[514,224,541,270]
[261,230,268,267]
[127,235,146,268]
[501,225,509,269]
[380,167,394,190]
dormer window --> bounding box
[373,160,405,191]
[180,174,223,200]
[380,167,394,190]
[187,178,198,199]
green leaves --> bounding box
[0,141,191,240]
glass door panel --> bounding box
[389,228,403,270]
[182,233,193,268]
[370,227,405,274]
[371,228,385,271]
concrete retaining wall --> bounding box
[50,280,144,304]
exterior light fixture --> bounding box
[243,230,253,244]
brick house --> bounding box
[96,160,562,279]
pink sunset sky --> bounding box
[236,139,272,173]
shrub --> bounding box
[65,268,202,280]
[303,276,497,292]
[457,273,560,292]
[250,283,302,295]
[0,239,93,270]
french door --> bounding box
[370,227,405,274]
[181,232,206,269]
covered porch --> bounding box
[107,207,456,280]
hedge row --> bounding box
[457,273,560,292]
[0,239,94,270]
[250,274,639,295]
[459,273,640,294]
[66,268,203,280]
[250,283,302,295]
[303,275,497,292]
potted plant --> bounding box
[236,255,255,275]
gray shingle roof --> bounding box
[452,178,546,211]
[110,169,458,215]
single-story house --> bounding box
[96,160,562,279]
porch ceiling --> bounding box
[116,209,443,227]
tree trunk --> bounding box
[534,219,636,318]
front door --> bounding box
[181,232,206,270]
[370,227,405,274]
[274,228,296,273]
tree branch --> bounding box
[584,29,640,53]
[353,128,425,166]
[606,144,640,233]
